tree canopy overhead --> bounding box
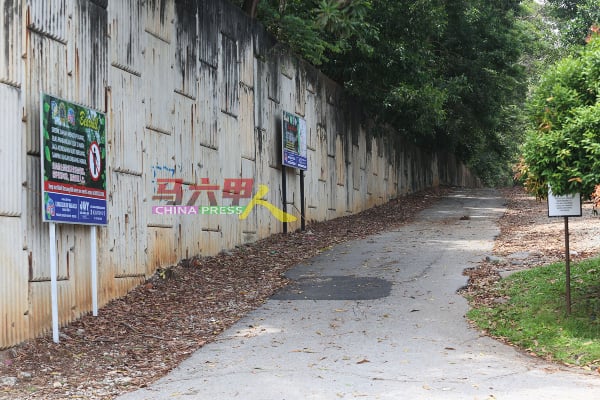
[235,0,535,186]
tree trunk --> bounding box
[242,0,259,18]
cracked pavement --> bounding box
[118,188,600,400]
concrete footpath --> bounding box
[118,188,600,400]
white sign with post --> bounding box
[547,187,582,315]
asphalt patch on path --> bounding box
[271,275,392,300]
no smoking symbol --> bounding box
[88,142,102,181]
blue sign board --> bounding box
[45,192,107,224]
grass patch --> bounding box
[467,257,600,367]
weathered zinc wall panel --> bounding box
[71,0,108,108]
[108,69,144,175]
[2,0,479,349]
[0,15,25,342]
[145,0,172,45]
[1,0,22,87]
[102,172,147,278]
[22,0,109,343]
[141,0,177,277]
[99,130,148,302]
[20,1,69,344]
[0,180,23,351]
[26,0,67,43]
[198,0,218,68]
[173,0,198,100]
[108,0,144,174]
[24,33,66,153]
[144,30,175,137]
[197,63,218,149]
[0,86,23,217]
[109,0,143,74]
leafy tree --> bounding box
[323,0,449,137]
[521,35,600,198]
[545,0,600,47]
[235,0,532,186]
[517,1,564,82]
[236,0,373,65]
[435,0,528,185]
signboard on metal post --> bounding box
[40,93,108,225]
[281,110,308,232]
[40,93,107,342]
[547,187,582,315]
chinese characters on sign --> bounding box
[41,93,107,225]
[282,110,307,170]
[151,178,297,222]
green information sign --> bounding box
[40,93,107,225]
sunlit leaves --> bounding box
[522,37,600,198]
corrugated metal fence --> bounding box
[0,0,479,348]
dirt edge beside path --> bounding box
[463,186,600,309]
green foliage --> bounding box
[468,257,600,367]
[324,0,529,184]
[545,0,600,47]
[248,0,373,65]
[522,36,600,198]
[236,0,534,186]
[437,0,529,185]
[157,266,175,280]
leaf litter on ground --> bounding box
[4,186,599,399]
[1,187,449,400]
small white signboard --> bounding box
[548,189,582,217]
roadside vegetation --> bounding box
[520,33,600,199]
[468,257,600,369]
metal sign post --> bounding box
[564,217,571,315]
[282,165,288,233]
[49,223,59,343]
[300,170,306,231]
[91,226,98,316]
[547,188,581,315]
[281,110,307,233]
